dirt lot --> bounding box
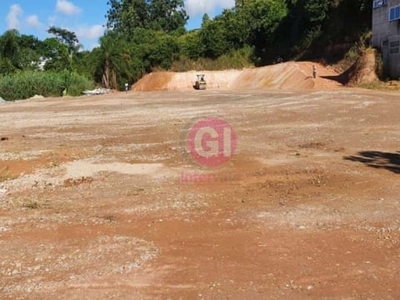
[0,87,400,299]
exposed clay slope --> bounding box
[345,49,380,87]
[132,61,343,91]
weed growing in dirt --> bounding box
[23,200,41,209]
[360,82,382,90]
[0,167,14,182]
[102,215,117,222]
[359,81,400,91]
[49,161,61,168]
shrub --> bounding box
[0,70,95,101]
[170,46,253,72]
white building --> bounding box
[372,0,400,77]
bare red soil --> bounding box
[0,74,399,299]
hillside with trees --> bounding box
[0,0,372,100]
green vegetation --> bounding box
[0,0,373,100]
[0,27,94,100]
[0,71,94,101]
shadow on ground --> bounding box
[344,151,400,174]
[320,74,347,85]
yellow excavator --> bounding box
[194,74,206,90]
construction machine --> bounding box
[194,74,206,90]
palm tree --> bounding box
[98,32,134,89]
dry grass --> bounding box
[0,167,15,182]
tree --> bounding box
[219,8,250,50]
[180,30,204,59]
[241,0,288,40]
[238,0,287,64]
[72,50,97,78]
[0,30,22,73]
[147,32,181,69]
[235,0,252,8]
[202,13,210,26]
[326,0,372,40]
[41,38,70,71]
[99,33,121,89]
[199,18,230,58]
[97,32,143,89]
[268,0,370,61]
[47,26,81,57]
[18,34,44,70]
[106,0,188,35]
[106,0,149,34]
[149,0,188,33]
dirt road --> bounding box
[0,88,399,299]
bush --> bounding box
[170,46,253,72]
[0,70,94,101]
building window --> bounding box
[374,0,387,9]
[389,6,400,21]
[391,41,400,47]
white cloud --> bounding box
[56,0,82,16]
[6,4,23,30]
[184,0,235,17]
[75,25,104,40]
[26,15,42,28]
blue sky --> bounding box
[0,0,235,50]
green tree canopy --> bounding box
[47,26,81,57]
[41,37,71,71]
[96,32,144,89]
[106,0,188,35]
[0,29,22,74]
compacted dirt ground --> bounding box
[0,86,400,299]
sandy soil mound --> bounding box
[132,70,242,91]
[132,72,175,91]
[132,61,342,92]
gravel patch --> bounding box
[1,235,159,295]
[1,157,168,193]
[0,150,49,161]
